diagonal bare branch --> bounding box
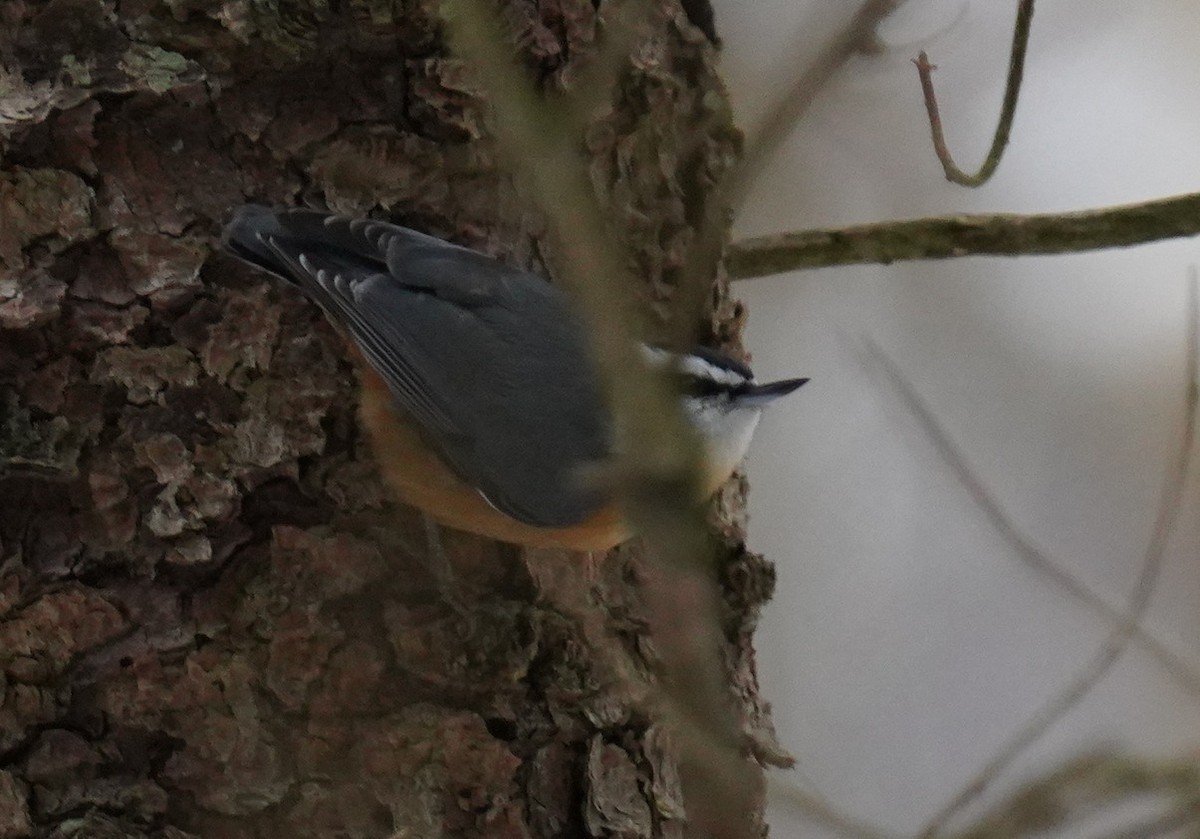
[766,774,901,839]
[669,0,903,347]
[439,3,758,836]
[857,332,1200,699]
[560,0,661,120]
[911,271,1200,837]
[947,752,1200,839]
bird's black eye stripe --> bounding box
[682,375,735,398]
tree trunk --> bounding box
[0,1,781,836]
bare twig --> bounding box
[439,2,756,835]
[858,335,1200,699]
[735,0,902,210]
[1101,799,1200,839]
[671,0,901,346]
[766,774,901,839]
[727,191,1200,279]
[949,752,1200,839]
[913,0,1036,187]
[561,0,660,119]
[440,0,713,542]
[916,272,1200,838]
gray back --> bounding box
[224,206,611,526]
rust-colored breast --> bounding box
[355,360,629,551]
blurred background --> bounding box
[711,0,1200,834]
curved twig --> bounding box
[914,0,1036,186]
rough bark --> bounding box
[0,1,779,837]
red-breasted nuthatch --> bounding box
[222,205,807,550]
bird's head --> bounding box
[641,345,808,489]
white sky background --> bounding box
[712,1,1200,835]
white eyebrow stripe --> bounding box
[638,344,751,387]
[639,344,671,367]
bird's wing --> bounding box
[224,206,610,527]
[226,206,504,303]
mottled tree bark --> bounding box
[0,1,781,837]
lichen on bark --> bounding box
[0,0,781,836]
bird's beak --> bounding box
[739,377,809,407]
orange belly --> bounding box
[356,364,629,551]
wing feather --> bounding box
[224,206,611,527]
[261,235,458,434]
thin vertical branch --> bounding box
[916,271,1200,837]
[913,0,1036,187]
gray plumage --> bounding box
[223,205,611,527]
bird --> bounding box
[222,205,808,551]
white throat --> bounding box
[684,398,763,481]
[638,344,765,479]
